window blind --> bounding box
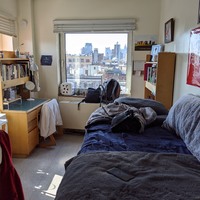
[53,19,136,33]
[0,11,16,37]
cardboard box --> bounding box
[1,51,16,58]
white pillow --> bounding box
[163,94,200,161]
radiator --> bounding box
[59,101,100,130]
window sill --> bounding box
[58,95,85,102]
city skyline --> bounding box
[65,33,127,55]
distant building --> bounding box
[93,48,98,64]
[81,43,93,55]
[66,40,127,93]
[113,42,121,61]
[105,47,112,60]
[66,54,92,77]
[98,53,104,64]
[121,45,127,62]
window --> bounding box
[0,33,13,51]
[55,19,135,95]
[65,33,128,94]
[0,11,16,51]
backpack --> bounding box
[82,87,102,103]
[101,79,121,104]
[77,86,103,110]
[77,79,120,110]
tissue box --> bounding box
[60,82,74,95]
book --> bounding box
[13,64,18,79]
[144,63,153,81]
[151,64,157,84]
[20,65,25,77]
[6,65,13,80]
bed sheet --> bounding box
[78,123,191,155]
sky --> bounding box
[65,33,127,54]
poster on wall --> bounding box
[187,27,200,87]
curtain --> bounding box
[0,11,16,37]
[53,19,136,33]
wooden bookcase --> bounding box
[0,57,30,110]
[144,52,176,110]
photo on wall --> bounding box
[151,44,164,62]
[164,18,175,43]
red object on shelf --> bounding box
[144,63,153,81]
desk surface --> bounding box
[5,98,49,112]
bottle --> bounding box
[0,51,3,58]
[15,49,20,58]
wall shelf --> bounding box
[144,52,176,110]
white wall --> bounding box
[17,0,161,99]
[17,0,34,54]
[159,0,200,101]
[0,0,17,16]
[4,0,200,103]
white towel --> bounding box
[39,99,63,138]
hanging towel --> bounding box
[39,99,63,138]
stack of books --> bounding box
[144,63,157,84]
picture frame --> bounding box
[151,44,164,62]
[41,55,52,66]
[164,18,175,43]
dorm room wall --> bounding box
[17,0,161,99]
[158,0,200,101]
[0,0,17,18]
[2,0,200,127]
[32,0,162,129]
[0,0,160,130]
[2,0,200,102]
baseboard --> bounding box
[63,128,85,135]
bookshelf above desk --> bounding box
[0,57,30,111]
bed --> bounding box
[55,94,200,200]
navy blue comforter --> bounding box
[78,123,191,155]
[78,98,191,155]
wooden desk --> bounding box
[3,98,49,157]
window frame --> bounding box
[57,20,134,95]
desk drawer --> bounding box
[28,118,37,132]
[27,109,38,122]
[28,127,39,153]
